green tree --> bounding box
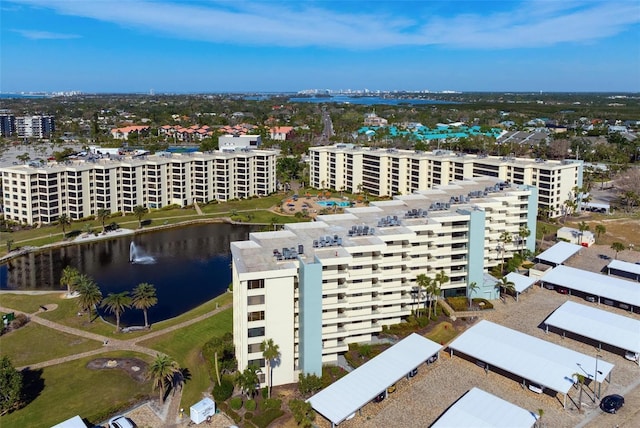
[433,270,449,317]
[518,226,531,255]
[101,291,132,332]
[498,232,513,273]
[497,277,516,300]
[261,338,281,399]
[96,208,110,232]
[577,221,589,245]
[60,265,80,296]
[133,205,148,229]
[297,373,323,396]
[16,153,30,164]
[235,365,261,399]
[58,213,71,236]
[76,275,103,319]
[467,281,479,309]
[148,354,180,401]
[610,242,625,259]
[0,356,23,416]
[416,274,434,316]
[131,283,157,328]
[595,224,606,242]
[539,224,549,248]
[289,399,316,428]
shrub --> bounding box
[289,399,316,428]
[245,399,256,411]
[217,402,241,424]
[416,315,430,327]
[245,411,254,420]
[260,398,282,411]
[212,378,234,402]
[230,396,243,410]
[251,408,285,428]
[261,386,268,400]
[298,373,323,396]
[473,299,494,310]
[10,313,29,329]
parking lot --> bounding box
[330,244,640,428]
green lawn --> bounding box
[140,308,233,410]
[0,322,102,367]
[0,292,62,314]
[0,351,152,428]
[425,322,458,345]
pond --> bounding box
[0,223,255,326]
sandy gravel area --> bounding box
[323,246,640,428]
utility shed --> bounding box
[544,301,640,363]
[432,387,538,428]
[307,333,442,427]
[448,320,615,409]
[535,241,582,266]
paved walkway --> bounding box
[1,301,232,425]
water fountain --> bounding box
[129,242,156,264]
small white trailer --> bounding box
[190,397,216,424]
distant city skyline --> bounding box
[1,1,639,93]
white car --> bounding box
[625,351,639,362]
[108,416,135,428]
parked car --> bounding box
[407,368,418,378]
[585,295,596,303]
[556,287,569,295]
[387,384,397,394]
[600,394,624,414]
[426,354,438,364]
[543,283,555,290]
[625,351,639,362]
[108,416,135,428]
[528,383,544,394]
[373,392,386,403]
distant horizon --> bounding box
[2,1,639,93]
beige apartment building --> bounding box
[232,177,537,387]
[1,150,277,225]
[309,145,583,218]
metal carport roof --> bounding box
[432,387,538,428]
[542,265,640,308]
[307,333,442,426]
[505,272,537,294]
[535,242,582,266]
[448,320,614,397]
[544,300,640,354]
[607,259,640,280]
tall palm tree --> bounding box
[498,231,513,273]
[416,274,433,316]
[58,213,71,236]
[235,365,261,399]
[133,205,148,229]
[148,354,180,401]
[518,226,531,255]
[261,338,280,398]
[76,275,103,320]
[433,270,449,317]
[60,265,79,296]
[539,224,549,248]
[467,281,479,309]
[595,224,606,242]
[610,242,625,259]
[132,283,157,328]
[96,208,110,232]
[101,291,132,332]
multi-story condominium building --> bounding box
[0,113,16,137]
[15,115,55,138]
[232,177,537,387]
[309,145,582,218]
[1,149,276,225]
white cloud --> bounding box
[12,29,81,40]
[8,0,640,49]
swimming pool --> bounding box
[317,200,351,207]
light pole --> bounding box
[593,354,603,402]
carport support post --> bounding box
[563,393,566,409]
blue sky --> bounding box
[1,0,639,93]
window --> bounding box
[247,295,265,305]
[248,279,264,289]
[248,327,265,338]
[247,311,265,322]
[248,358,265,369]
[248,343,262,353]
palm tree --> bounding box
[76,275,103,319]
[433,270,449,317]
[467,281,479,309]
[416,274,433,316]
[497,276,516,300]
[132,283,158,328]
[148,354,180,401]
[133,205,148,229]
[577,221,589,245]
[101,291,132,332]
[235,365,261,399]
[96,209,110,232]
[58,213,71,236]
[595,224,606,242]
[518,226,531,255]
[539,224,549,248]
[60,265,79,296]
[498,231,512,273]
[261,338,280,398]
[610,242,625,259]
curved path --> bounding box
[0,301,232,426]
